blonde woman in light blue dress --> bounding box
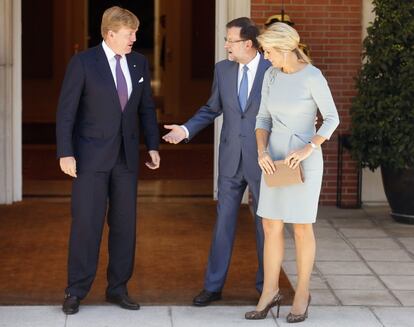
[245,23,339,323]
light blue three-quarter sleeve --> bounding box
[309,70,340,140]
[255,68,273,132]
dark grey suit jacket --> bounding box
[184,55,271,181]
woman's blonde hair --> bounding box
[101,6,139,39]
[258,22,311,63]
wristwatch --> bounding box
[308,141,317,149]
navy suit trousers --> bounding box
[66,147,138,299]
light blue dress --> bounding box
[255,65,339,223]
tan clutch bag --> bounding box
[263,160,304,187]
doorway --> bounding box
[22,0,215,186]
[155,0,215,122]
[22,0,87,124]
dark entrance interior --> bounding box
[88,1,154,53]
[22,0,215,183]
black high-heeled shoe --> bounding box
[286,295,311,323]
[245,292,283,320]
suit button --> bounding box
[241,115,245,119]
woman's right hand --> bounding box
[258,151,276,175]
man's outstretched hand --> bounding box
[162,124,186,144]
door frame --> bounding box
[0,0,22,203]
[214,0,250,201]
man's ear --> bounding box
[245,39,253,49]
[107,30,114,39]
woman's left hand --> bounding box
[284,145,313,169]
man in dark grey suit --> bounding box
[57,6,160,314]
[163,17,271,306]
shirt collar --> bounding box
[239,51,260,72]
[102,40,120,61]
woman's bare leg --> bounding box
[290,223,315,314]
[256,218,284,310]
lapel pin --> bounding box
[133,64,136,67]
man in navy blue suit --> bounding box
[56,6,160,314]
[163,17,271,306]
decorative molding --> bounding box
[228,0,250,21]
[0,0,22,203]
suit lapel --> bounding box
[227,62,241,114]
[126,54,139,97]
[244,55,268,112]
[125,53,147,112]
[94,45,122,110]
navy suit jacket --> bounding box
[184,55,271,181]
[56,45,159,172]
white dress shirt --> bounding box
[237,51,260,98]
[102,41,133,99]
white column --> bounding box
[0,0,22,204]
[214,0,250,201]
[360,0,387,205]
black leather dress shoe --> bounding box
[62,295,80,315]
[193,289,222,306]
[106,293,140,310]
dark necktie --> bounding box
[115,54,128,111]
[238,65,249,112]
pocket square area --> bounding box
[138,77,144,83]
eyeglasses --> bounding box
[224,37,246,44]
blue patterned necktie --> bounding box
[115,54,128,111]
[238,65,249,112]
